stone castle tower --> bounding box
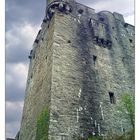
[17,0,135,139]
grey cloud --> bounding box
[6,0,46,30]
[6,62,28,102]
[6,101,23,138]
[6,23,39,63]
[6,61,28,137]
[6,121,21,138]
[6,45,29,63]
[6,81,25,102]
[6,0,41,137]
[81,0,134,25]
[6,101,23,123]
[91,0,133,11]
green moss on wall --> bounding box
[35,107,49,140]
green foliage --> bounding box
[35,107,49,140]
[118,93,135,128]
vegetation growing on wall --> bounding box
[117,93,135,129]
[35,107,49,140]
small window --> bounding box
[67,40,71,43]
[122,57,125,63]
[124,23,128,28]
[129,39,133,43]
[28,55,32,59]
[99,17,104,22]
[43,19,47,23]
[35,39,39,43]
[38,30,41,35]
[28,50,33,59]
[93,55,97,65]
[109,92,115,104]
[112,27,115,30]
[101,38,104,44]
[78,9,84,14]
[30,73,33,79]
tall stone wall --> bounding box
[18,14,56,140]
[18,1,134,140]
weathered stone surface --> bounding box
[18,1,134,140]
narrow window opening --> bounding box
[35,39,39,43]
[122,128,125,133]
[99,17,104,22]
[112,27,115,30]
[30,73,33,79]
[78,9,84,14]
[129,39,133,43]
[38,30,41,35]
[122,57,125,65]
[109,92,115,104]
[101,38,104,44]
[124,23,128,28]
[93,55,97,65]
[43,19,47,23]
[28,56,32,59]
[48,22,50,28]
[67,40,71,43]
[106,40,112,49]
[28,50,33,59]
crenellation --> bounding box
[113,12,125,22]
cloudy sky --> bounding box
[6,0,134,138]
